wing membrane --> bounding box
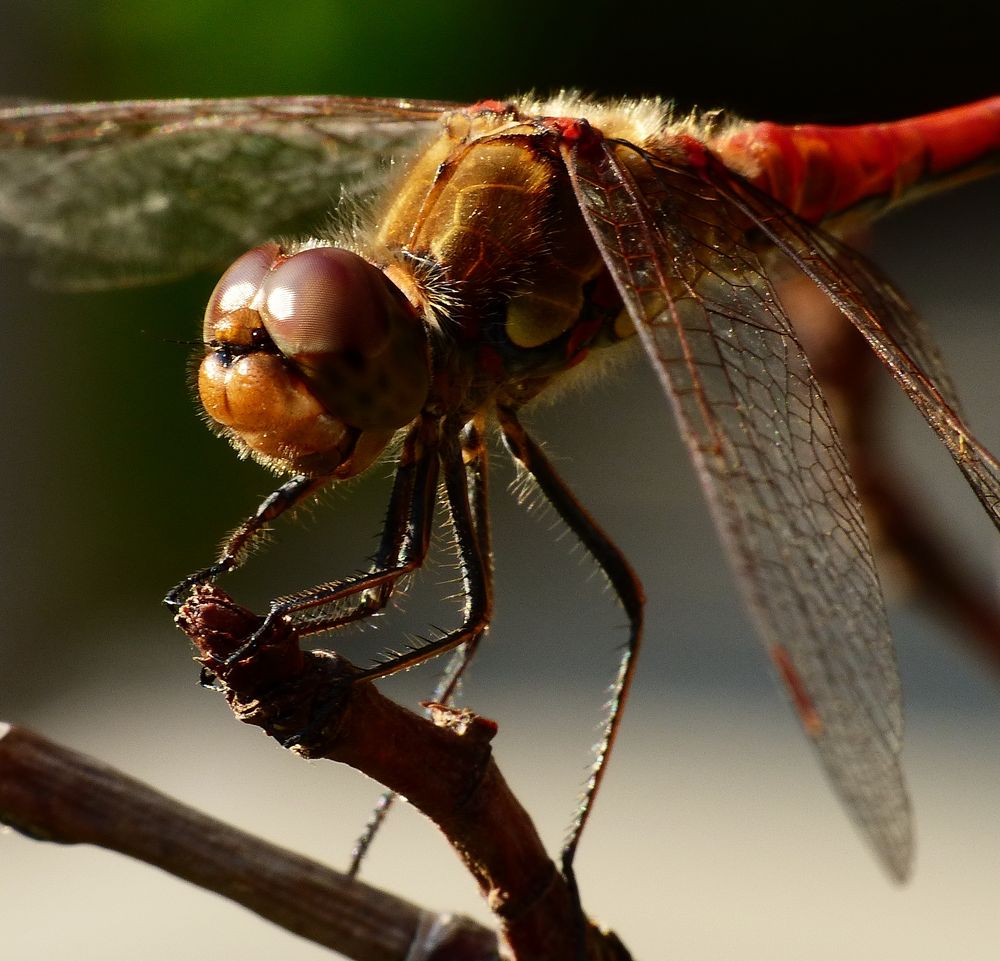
[0,96,452,287]
[702,159,1000,530]
[563,136,912,879]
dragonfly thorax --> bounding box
[371,108,631,415]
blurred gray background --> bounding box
[1,3,998,959]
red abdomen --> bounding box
[715,97,1000,223]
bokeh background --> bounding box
[1,3,998,959]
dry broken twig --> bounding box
[0,721,496,961]
[175,584,632,961]
[0,583,635,961]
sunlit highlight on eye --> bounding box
[220,280,259,314]
[265,285,295,321]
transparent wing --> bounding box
[0,95,454,288]
[703,158,1000,531]
[563,135,912,879]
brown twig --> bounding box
[176,585,632,961]
[0,586,632,960]
[0,721,496,961]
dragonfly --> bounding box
[1,93,997,890]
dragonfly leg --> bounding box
[214,415,442,665]
[164,473,328,610]
[351,414,494,682]
[348,415,493,877]
[285,414,444,631]
[394,416,495,704]
[496,406,645,891]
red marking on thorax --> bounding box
[541,115,604,154]
[673,133,710,169]
[475,344,507,382]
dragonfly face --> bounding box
[200,242,430,476]
[1,92,998,886]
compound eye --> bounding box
[202,243,281,342]
[258,247,393,362]
[197,244,429,477]
[255,247,430,432]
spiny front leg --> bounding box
[164,474,327,612]
[264,414,442,640]
[196,415,441,667]
[355,414,495,682]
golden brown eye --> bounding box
[197,243,430,478]
[254,247,431,433]
[258,247,393,362]
[202,243,281,344]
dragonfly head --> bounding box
[198,243,430,477]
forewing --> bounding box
[563,135,912,880]
[702,160,1000,531]
[0,96,452,288]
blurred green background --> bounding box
[1,2,998,959]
